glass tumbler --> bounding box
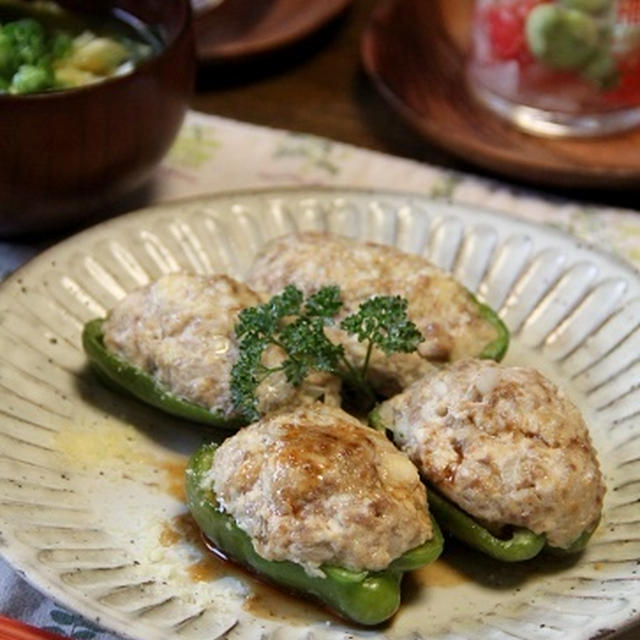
[467,0,640,136]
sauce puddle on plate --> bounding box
[158,512,333,626]
[201,532,337,625]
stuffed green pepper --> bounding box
[82,273,341,430]
[246,232,509,397]
[372,359,605,561]
[185,404,444,625]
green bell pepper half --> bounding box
[185,442,444,626]
[82,318,245,431]
[428,490,596,559]
[369,411,595,561]
[469,292,510,362]
[426,489,546,562]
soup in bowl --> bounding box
[0,0,195,235]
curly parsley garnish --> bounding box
[230,285,423,422]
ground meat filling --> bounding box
[102,273,341,418]
[246,232,499,395]
[206,404,433,574]
[377,359,605,549]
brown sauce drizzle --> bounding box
[158,458,187,502]
[200,533,335,625]
[157,511,333,625]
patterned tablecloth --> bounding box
[0,110,638,640]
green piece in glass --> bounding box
[186,443,444,626]
[560,0,613,15]
[525,4,600,71]
[82,318,245,431]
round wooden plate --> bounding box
[361,0,640,189]
[194,0,352,62]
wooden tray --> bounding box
[361,0,640,189]
[195,0,352,63]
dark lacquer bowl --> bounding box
[0,0,195,236]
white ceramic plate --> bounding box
[0,188,638,640]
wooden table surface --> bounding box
[190,0,639,211]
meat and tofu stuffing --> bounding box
[102,273,341,419]
[246,232,502,395]
[376,359,605,549]
[204,404,433,575]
